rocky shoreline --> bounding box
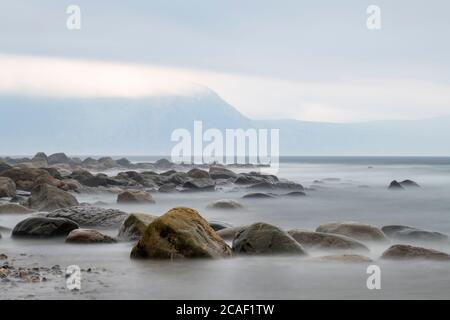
[1,152,450,289]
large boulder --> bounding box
[0,167,55,191]
[116,158,132,167]
[0,203,34,214]
[0,162,12,174]
[117,213,158,241]
[400,180,420,188]
[131,207,232,259]
[70,169,94,183]
[66,229,116,243]
[388,180,404,190]
[207,199,244,210]
[209,166,238,180]
[232,222,306,256]
[287,229,369,252]
[117,190,155,204]
[0,177,16,198]
[382,225,448,242]
[31,152,48,167]
[381,244,450,261]
[316,222,388,243]
[26,184,79,211]
[217,226,248,241]
[187,168,210,179]
[12,217,79,238]
[46,206,128,228]
[154,158,174,169]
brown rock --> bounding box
[381,244,450,261]
[117,190,155,204]
[66,229,116,243]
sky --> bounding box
[1,0,450,122]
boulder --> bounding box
[0,177,16,198]
[182,178,215,191]
[187,168,210,179]
[31,152,48,167]
[207,199,244,210]
[283,191,306,197]
[47,153,70,165]
[168,172,190,185]
[0,203,34,214]
[316,222,388,243]
[288,229,369,252]
[98,157,117,169]
[66,229,116,243]
[209,166,238,180]
[381,244,450,261]
[242,193,275,199]
[46,206,128,228]
[158,183,177,193]
[316,254,372,263]
[0,162,12,174]
[131,207,232,259]
[154,158,173,169]
[381,225,448,242]
[117,190,155,204]
[388,180,404,190]
[217,226,248,241]
[70,169,94,183]
[232,222,306,256]
[117,213,158,241]
[26,184,79,211]
[116,158,132,167]
[12,217,79,238]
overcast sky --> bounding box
[1,0,450,122]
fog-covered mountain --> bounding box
[1,89,450,156]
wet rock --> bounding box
[388,180,404,190]
[381,225,448,242]
[154,158,174,169]
[242,193,275,199]
[399,179,420,188]
[182,178,215,191]
[0,177,16,198]
[66,229,116,243]
[46,206,128,228]
[117,190,155,204]
[131,207,232,259]
[187,168,210,179]
[168,172,190,185]
[0,203,34,214]
[316,254,372,263]
[116,158,132,167]
[26,183,79,211]
[40,167,63,180]
[316,222,388,243]
[233,222,306,256]
[288,229,369,252]
[117,213,159,241]
[12,217,79,238]
[115,171,148,186]
[381,244,450,261]
[70,169,94,184]
[209,166,238,180]
[0,162,12,175]
[31,152,48,167]
[207,199,244,210]
[208,220,233,231]
[98,157,117,169]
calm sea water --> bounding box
[1,157,450,299]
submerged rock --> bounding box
[399,180,420,188]
[0,203,34,214]
[283,191,306,197]
[46,206,128,228]
[233,222,306,256]
[316,254,372,263]
[388,180,404,190]
[209,166,238,180]
[131,207,232,259]
[0,177,16,198]
[26,183,79,211]
[187,168,210,179]
[158,183,177,193]
[381,225,448,242]
[182,178,215,191]
[117,213,158,241]
[66,229,116,243]
[316,222,388,243]
[287,229,369,252]
[381,244,450,261]
[12,217,79,238]
[117,190,155,204]
[207,199,244,210]
[242,193,275,199]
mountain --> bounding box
[1,89,450,156]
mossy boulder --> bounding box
[131,207,232,259]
